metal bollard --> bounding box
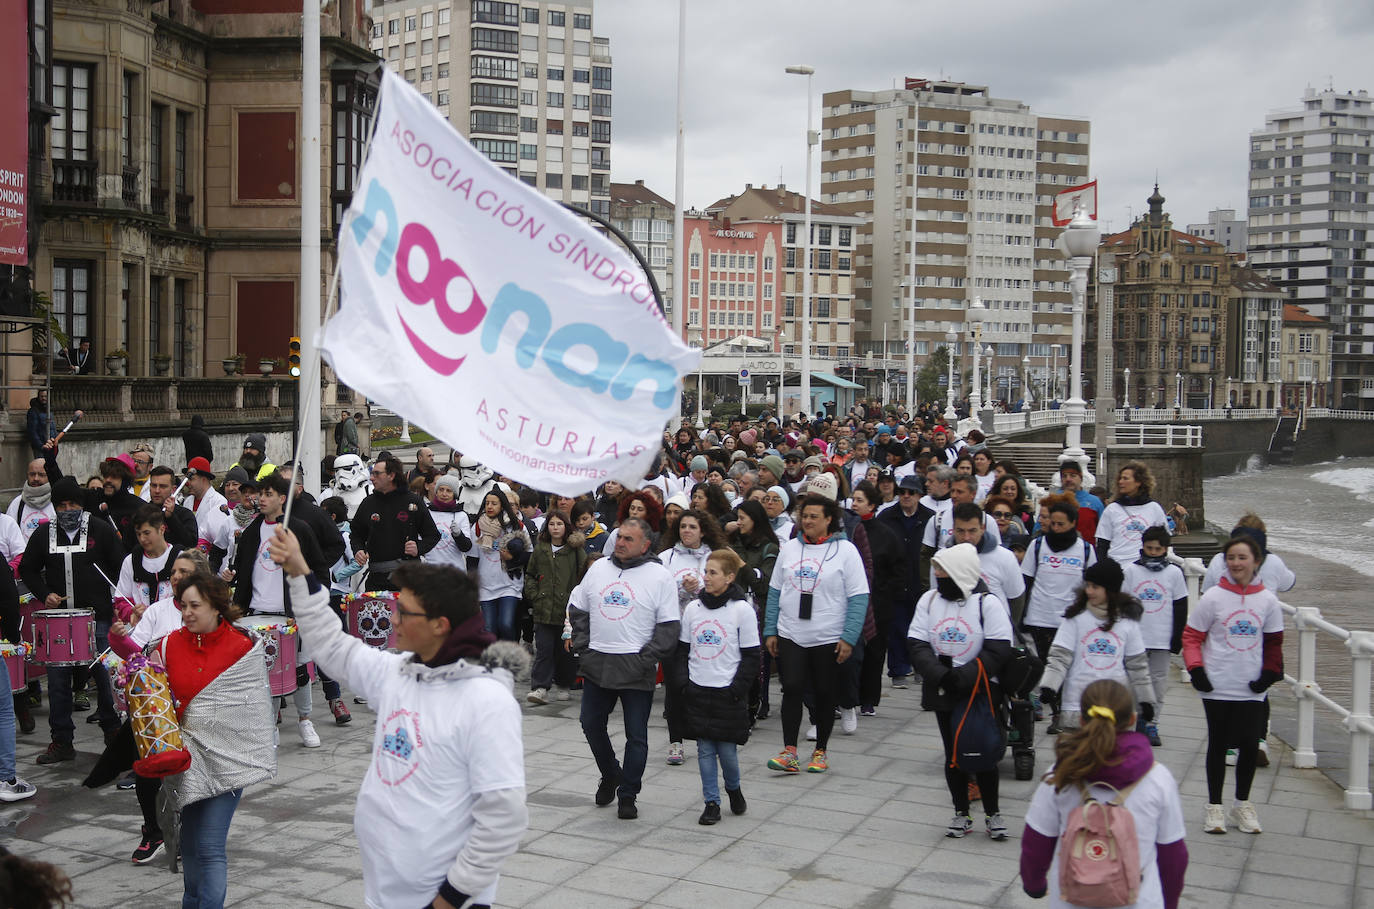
[1292,606,1321,769]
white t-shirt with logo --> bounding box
[7,496,54,542]
[977,546,1025,613]
[1096,501,1168,564]
[661,544,710,611]
[1023,537,1097,630]
[908,589,1013,669]
[1187,582,1283,702]
[250,520,287,615]
[679,597,760,688]
[1050,610,1147,714]
[923,511,1001,588]
[569,558,680,654]
[425,510,471,570]
[769,536,869,648]
[129,595,183,649]
[1024,762,1187,909]
[1123,561,1189,650]
[116,546,175,608]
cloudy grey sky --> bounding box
[597,0,1373,232]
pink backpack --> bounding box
[1058,768,1150,908]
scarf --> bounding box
[421,612,496,667]
[231,502,257,529]
[1085,601,1109,622]
[429,497,461,513]
[477,514,504,549]
[21,482,51,510]
[698,583,745,610]
[1114,492,1150,507]
[610,551,660,571]
[1045,528,1079,552]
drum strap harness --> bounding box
[50,513,90,602]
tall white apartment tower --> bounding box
[371,0,613,220]
[1246,87,1374,410]
[821,79,1089,398]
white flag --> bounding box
[323,71,699,494]
[1052,180,1098,226]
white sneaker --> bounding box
[0,778,37,802]
[554,687,571,701]
[805,724,817,741]
[1231,800,1263,834]
[1204,803,1227,834]
[526,688,548,705]
[299,719,321,748]
[840,707,858,735]
[1225,748,1237,766]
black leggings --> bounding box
[1203,698,1267,803]
[136,774,162,839]
[935,710,1000,816]
[778,638,841,750]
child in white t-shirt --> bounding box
[1020,679,1189,909]
[1122,526,1190,747]
[1038,559,1156,732]
[674,549,761,826]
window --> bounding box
[573,12,591,29]
[591,93,611,116]
[149,104,165,192]
[571,174,588,190]
[372,22,382,38]
[573,39,590,55]
[52,260,93,344]
[784,297,795,317]
[149,276,163,357]
[547,67,564,81]
[816,250,831,270]
[590,147,608,169]
[51,63,92,161]
[437,90,450,106]
[592,66,611,90]
[388,18,399,34]
[121,72,135,169]
[421,11,433,28]
[547,9,564,25]
[472,138,517,163]
[572,122,588,137]
[817,225,832,246]
[520,90,535,105]
[546,91,564,107]
[174,111,189,197]
[471,55,518,80]
[546,119,563,134]
[816,298,831,318]
[471,27,517,52]
[690,252,700,268]
[545,173,563,189]
[420,66,432,82]
[522,7,539,23]
[173,279,190,375]
[519,116,537,131]
[590,119,610,142]
[119,265,133,351]
[573,68,589,83]
[405,43,416,58]
[331,75,377,228]
[470,110,517,134]
[438,7,450,24]
[519,143,537,159]
[571,94,589,110]
[838,226,851,247]
[786,223,796,244]
[405,16,415,31]
[471,83,518,107]
[472,1,517,25]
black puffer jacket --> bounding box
[673,585,760,745]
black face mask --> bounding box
[1140,553,1169,571]
[936,576,965,601]
[1045,528,1079,552]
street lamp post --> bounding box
[967,297,986,427]
[984,345,994,410]
[1208,375,1214,410]
[1226,376,1233,408]
[693,328,705,430]
[1050,344,1060,404]
[785,64,815,419]
[1174,372,1183,409]
[1060,204,1100,453]
[1123,367,1131,409]
[944,329,957,424]
[1021,355,1032,412]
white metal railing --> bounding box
[1115,407,1275,422]
[1180,557,1374,811]
[992,412,1027,434]
[1307,408,1374,421]
[1027,409,1068,429]
[1111,423,1202,447]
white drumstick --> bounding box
[91,563,119,594]
[88,646,113,670]
[170,476,190,505]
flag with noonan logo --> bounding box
[323,71,699,494]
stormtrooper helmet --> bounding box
[457,456,493,489]
[332,454,369,491]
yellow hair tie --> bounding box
[1087,705,1116,724]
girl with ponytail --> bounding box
[1020,680,1189,909]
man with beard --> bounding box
[351,455,440,592]
[128,443,155,501]
[144,466,198,550]
[7,449,56,541]
[238,432,275,481]
[86,455,147,554]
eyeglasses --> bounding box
[391,604,430,621]
[991,511,1013,518]
[899,489,919,496]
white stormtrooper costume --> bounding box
[455,456,498,526]
[330,454,373,520]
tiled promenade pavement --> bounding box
[3,671,1371,908]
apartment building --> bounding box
[610,179,673,320]
[22,0,375,379]
[370,0,612,220]
[819,78,1089,395]
[1186,209,1247,256]
[1246,87,1374,410]
[1280,303,1333,409]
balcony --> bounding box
[52,159,97,203]
[175,193,194,230]
[151,187,169,218]
[121,166,139,207]
[48,375,298,426]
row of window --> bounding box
[783,223,852,246]
[48,260,195,372]
[377,5,593,35]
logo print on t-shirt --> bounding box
[692,618,728,661]
[1134,580,1167,614]
[1223,609,1262,651]
[376,708,423,786]
[788,558,821,592]
[932,616,975,659]
[1080,628,1123,670]
[596,581,636,621]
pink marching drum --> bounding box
[28,608,96,666]
[19,593,44,681]
[345,592,397,650]
[237,617,299,696]
[1,642,31,693]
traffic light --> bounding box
[288,336,301,378]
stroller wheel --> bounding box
[1014,751,1035,781]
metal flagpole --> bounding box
[670,0,687,428]
[299,0,322,499]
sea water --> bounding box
[1203,455,1374,580]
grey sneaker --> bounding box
[1231,800,1262,834]
[0,778,36,802]
[985,814,1008,840]
[946,814,973,838]
[526,688,548,706]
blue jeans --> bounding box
[181,788,243,909]
[47,620,119,744]
[0,669,14,780]
[579,680,652,798]
[481,596,520,641]
[697,739,740,804]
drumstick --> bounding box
[170,476,190,506]
[88,646,113,670]
[52,410,84,446]
[91,563,119,594]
